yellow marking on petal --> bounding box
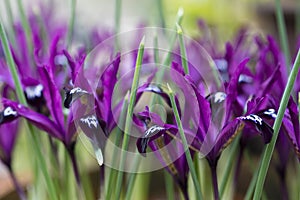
[156,137,178,175]
[165,130,200,152]
[220,123,245,153]
[80,95,88,105]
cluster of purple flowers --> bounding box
[0,3,299,200]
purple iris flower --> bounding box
[135,106,201,199]
[134,57,273,199]
[62,51,122,165]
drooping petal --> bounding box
[77,114,106,165]
[239,114,273,143]
[1,99,63,141]
[137,125,166,155]
[63,87,89,109]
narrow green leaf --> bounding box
[253,49,300,200]
[114,36,145,200]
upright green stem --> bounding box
[114,36,145,200]
[0,18,58,200]
[16,0,33,57]
[162,8,184,67]
[176,23,189,74]
[124,153,142,200]
[155,0,166,28]
[244,149,263,200]
[67,146,81,187]
[164,170,175,200]
[154,35,175,200]
[219,134,241,198]
[253,49,300,200]
[105,95,129,199]
[114,0,122,53]
[4,0,16,47]
[275,0,291,72]
[167,84,203,200]
[0,20,27,104]
[67,0,76,48]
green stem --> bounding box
[114,0,122,53]
[114,36,145,200]
[64,147,71,200]
[0,18,59,200]
[67,0,76,48]
[0,19,27,104]
[194,153,201,195]
[154,35,175,200]
[16,0,33,57]
[245,167,259,200]
[275,0,291,72]
[244,149,263,200]
[105,96,129,199]
[164,170,175,200]
[253,48,300,199]
[28,125,59,200]
[167,84,203,200]
[163,8,184,67]
[124,153,142,200]
[176,23,189,74]
[155,0,166,28]
[4,0,16,47]
[219,134,241,198]
[153,8,184,88]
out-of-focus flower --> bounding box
[135,58,274,199]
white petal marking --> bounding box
[3,107,17,117]
[80,115,98,129]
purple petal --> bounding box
[185,76,211,142]
[239,114,273,143]
[38,65,64,131]
[99,53,121,123]
[213,118,242,156]
[1,99,63,141]
[135,84,182,116]
[0,120,19,165]
[137,125,166,155]
[225,58,249,121]
[287,98,300,145]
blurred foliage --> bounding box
[163,0,258,40]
